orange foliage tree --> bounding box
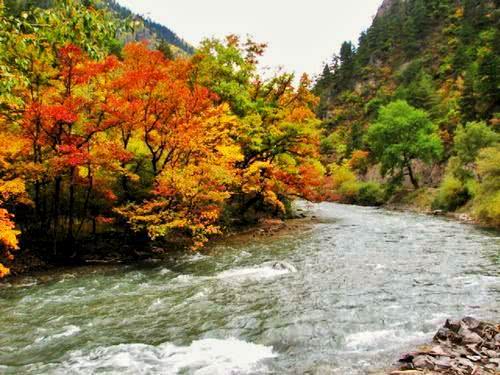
[0,27,325,271]
[111,43,243,249]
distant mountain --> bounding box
[314,0,499,126]
[3,0,194,54]
[106,0,194,54]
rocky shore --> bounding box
[389,317,499,375]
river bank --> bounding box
[382,187,496,229]
[1,212,317,281]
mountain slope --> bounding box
[106,0,194,54]
[4,0,194,54]
[313,0,499,226]
[315,0,499,132]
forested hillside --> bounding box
[314,0,499,225]
[105,0,194,54]
[4,0,193,54]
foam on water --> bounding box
[216,265,294,280]
[158,268,171,276]
[57,338,276,375]
[345,329,428,351]
[172,274,194,282]
[34,325,81,344]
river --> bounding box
[0,202,498,374]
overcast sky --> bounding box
[117,0,382,79]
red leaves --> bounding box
[58,144,89,167]
[349,150,370,171]
[58,43,114,84]
[58,44,84,63]
[80,55,119,81]
[102,190,118,202]
[43,104,78,124]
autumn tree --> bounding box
[0,131,29,276]
[193,36,325,216]
[110,43,244,249]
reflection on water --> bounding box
[0,202,498,374]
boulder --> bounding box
[412,355,435,370]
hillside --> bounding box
[106,0,194,54]
[3,0,193,54]
[314,0,499,225]
[315,0,498,124]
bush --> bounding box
[349,150,370,174]
[335,180,386,206]
[356,182,386,206]
[338,180,360,203]
[473,191,500,228]
[432,176,471,211]
[472,146,500,227]
[453,122,499,164]
[329,162,357,190]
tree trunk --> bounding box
[407,162,419,189]
[52,176,62,255]
[67,167,75,245]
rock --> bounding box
[433,357,452,369]
[458,213,474,222]
[390,371,423,375]
[271,261,297,272]
[465,355,482,362]
[466,344,483,356]
[456,357,475,369]
[434,327,462,344]
[428,345,450,357]
[461,330,483,344]
[445,319,461,333]
[435,327,452,341]
[462,316,481,330]
[398,353,415,363]
[413,355,436,370]
[483,349,497,358]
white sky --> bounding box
[117,0,382,79]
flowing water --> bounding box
[0,202,499,374]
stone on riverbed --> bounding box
[391,317,499,374]
[271,261,297,273]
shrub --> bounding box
[338,180,360,203]
[349,150,370,174]
[453,122,499,164]
[432,176,471,211]
[329,162,356,190]
[473,191,500,227]
[472,146,500,227]
[356,182,386,206]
